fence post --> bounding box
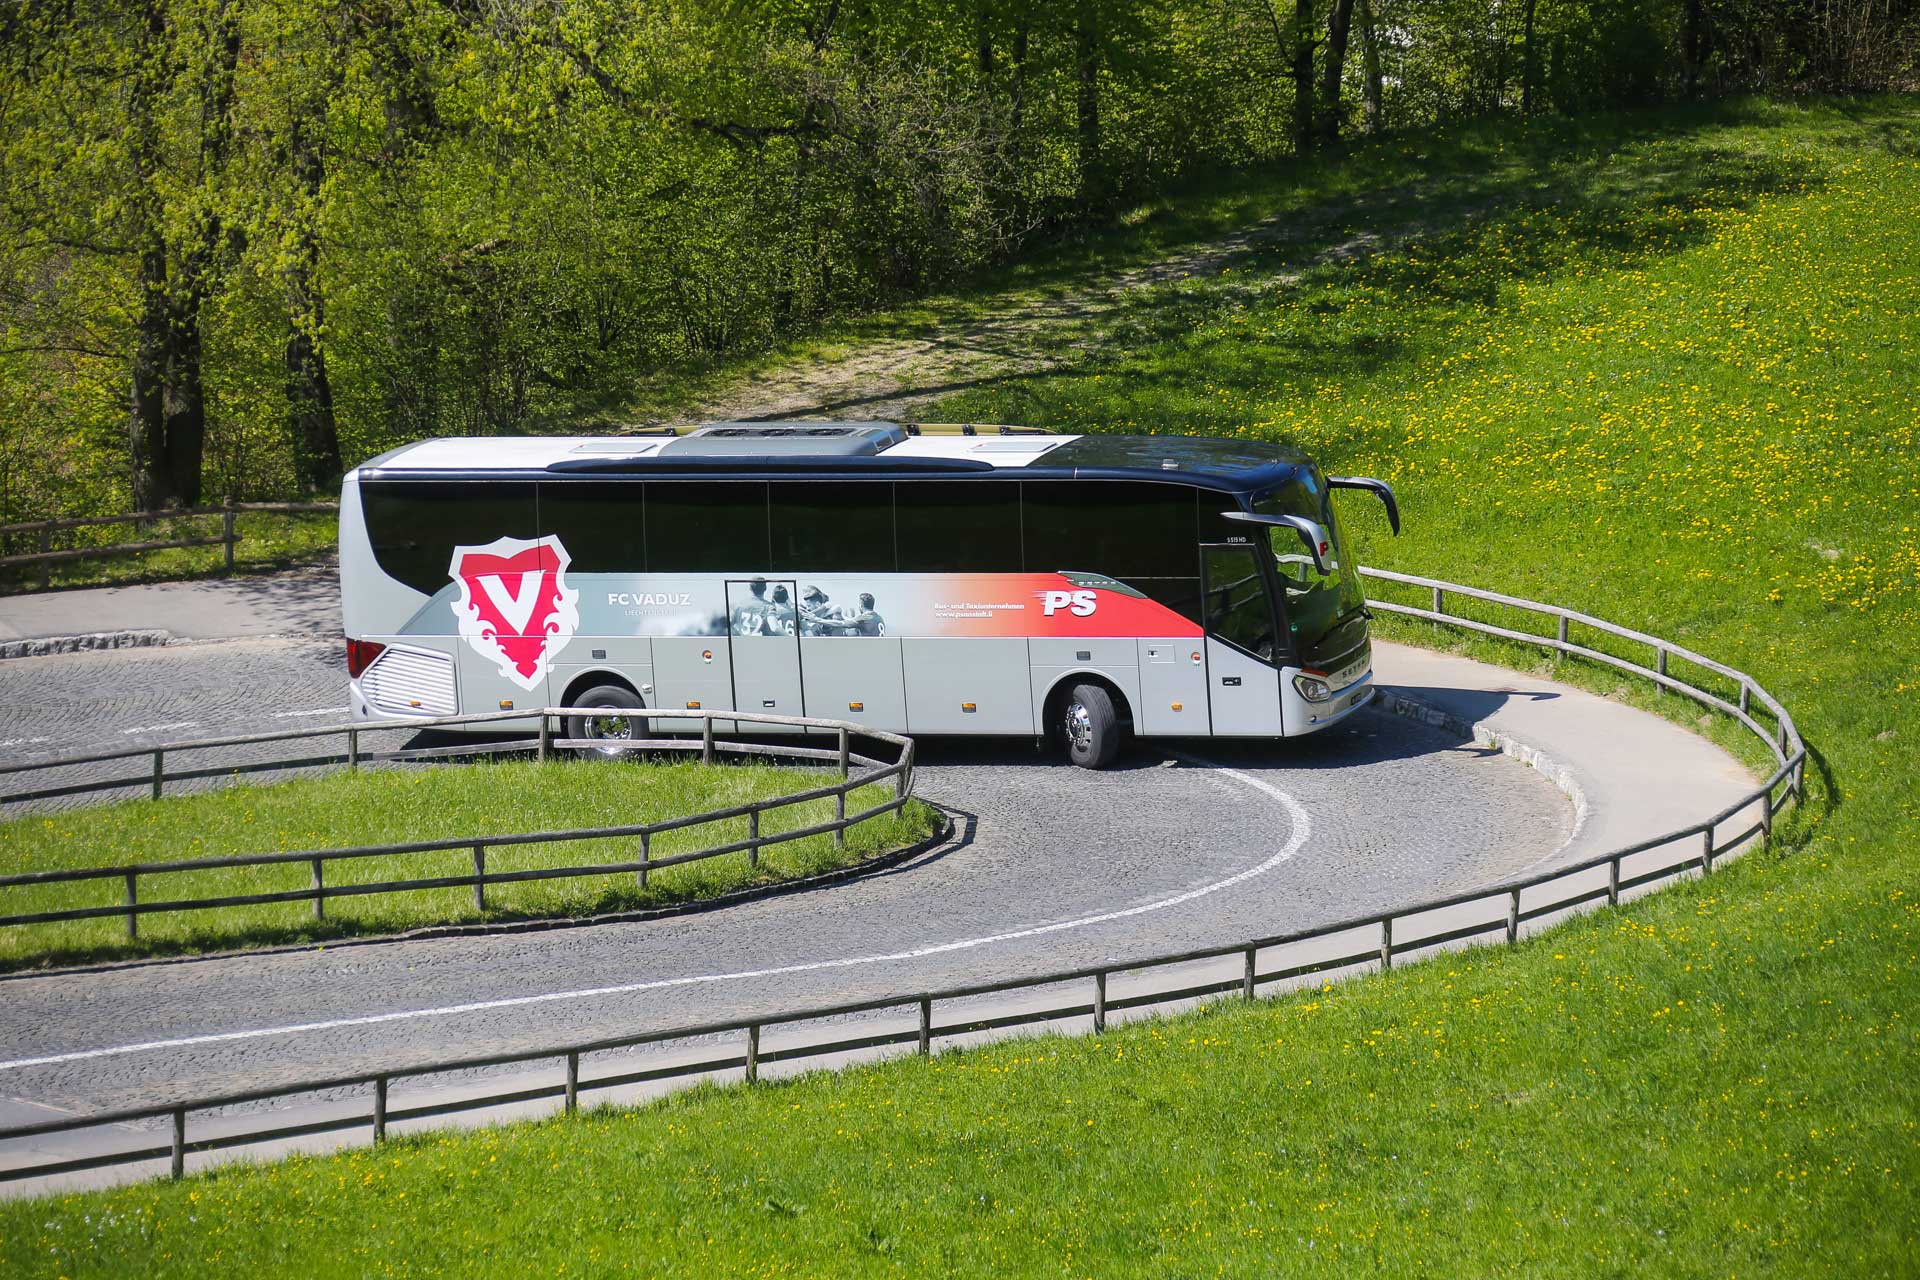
[472,844,486,911]
[124,871,139,941]
[834,783,847,850]
[637,829,650,890]
[37,528,51,591]
[1702,825,1715,875]
[748,809,760,869]
[1738,683,1751,714]
[1656,645,1669,678]
[702,714,714,764]
[151,749,164,800]
[373,1076,388,1143]
[1379,917,1393,970]
[1243,945,1257,1000]
[745,1025,760,1084]
[565,1051,579,1114]
[170,1107,186,1180]
[1093,971,1107,1034]
[538,715,551,763]
[917,998,932,1057]
[837,728,850,778]
[347,727,359,770]
[1556,614,1569,648]
[1431,586,1444,613]
[1608,855,1620,906]
[1760,789,1773,840]
[1506,889,1520,947]
[312,858,325,920]
[221,497,236,574]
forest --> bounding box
[1,0,1914,526]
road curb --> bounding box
[0,630,171,661]
[1375,686,1589,846]
[0,808,957,983]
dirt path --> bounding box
[668,196,1403,426]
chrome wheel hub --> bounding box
[1063,701,1093,754]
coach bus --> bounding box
[337,421,1399,768]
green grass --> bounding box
[4,97,1917,1276]
[0,759,936,970]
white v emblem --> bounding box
[479,572,543,633]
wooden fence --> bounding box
[0,500,337,590]
[0,570,1806,1188]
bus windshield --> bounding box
[1253,476,1367,665]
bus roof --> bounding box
[351,422,1316,496]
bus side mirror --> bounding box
[1220,511,1331,575]
[1328,476,1401,535]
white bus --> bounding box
[337,421,1399,768]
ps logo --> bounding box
[1041,589,1097,618]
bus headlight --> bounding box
[1292,674,1333,703]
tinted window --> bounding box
[645,482,768,571]
[895,481,1022,572]
[770,482,895,572]
[1021,481,1196,577]
[361,482,536,594]
[1203,545,1277,661]
[538,483,645,572]
[1138,577,1204,625]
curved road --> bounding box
[0,632,1580,1122]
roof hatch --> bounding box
[657,421,908,458]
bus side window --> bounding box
[646,482,770,571]
[1021,481,1197,578]
[770,482,895,572]
[538,483,645,572]
[895,482,1022,572]
[362,481,537,594]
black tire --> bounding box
[564,684,645,759]
[1059,682,1122,770]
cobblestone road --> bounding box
[0,634,1576,1119]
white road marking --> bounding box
[121,721,197,736]
[273,707,347,719]
[0,737,50,749]
[0,757,1308,1075]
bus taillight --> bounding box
[346,639,386,678]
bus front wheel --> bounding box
[565,685,645,759]
[1060,683,1122,770]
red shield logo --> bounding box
[449,536,580,691]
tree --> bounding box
[1320,0,1354,141]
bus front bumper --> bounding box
[1284,669,1375,736]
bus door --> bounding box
[1200,544,1283,736]
[726,578,806,734]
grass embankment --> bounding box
[0,759,936,969]
[4,98,1915,1276]
[0,510,337,596]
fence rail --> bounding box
[0,569,1806,1187]
[0,707,915,940]
[0,500,337,588]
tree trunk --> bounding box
[976,0,994,76]
[1522,0,1538,113]
[130,242,174,511]
[1292,0,1316,154]
[1010,18,1029,135]
[1320,0,1353,142]
[1357,0,1383,134]
[286,115,340,494]
[1682,0,1705,95]
[1075,3,1102,202]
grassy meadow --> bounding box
[1,98,1914,1276]
[0,759,934,969]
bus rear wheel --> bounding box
[565,685,645,759]
[1060,682,1122,770]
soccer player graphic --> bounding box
[730,578,773,636]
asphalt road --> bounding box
[0,635,1574,1122]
